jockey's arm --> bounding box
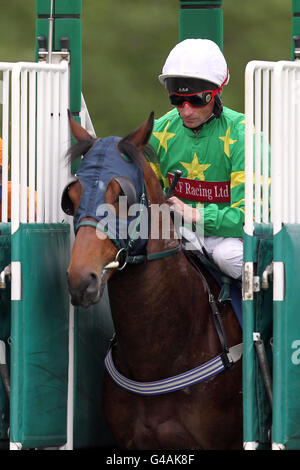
[167,196,200,224]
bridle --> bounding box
[75,187,182,270]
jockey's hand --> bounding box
[167,196,201,224]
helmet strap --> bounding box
[213,94,223,118]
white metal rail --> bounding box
[244,61,274,235]
[0,60,70,233]
[245,60,300,236]
[271,61,300,233]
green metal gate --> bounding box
[9,224,70,448]
[0,56,114,450]
[243,60,300,450]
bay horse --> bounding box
[62,111,243,450]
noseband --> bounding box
[75,214,182,271]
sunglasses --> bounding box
[169,88,219,108]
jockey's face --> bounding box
[176,99,215,129]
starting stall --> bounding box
[243,56,300,450]
[0,0,114,450]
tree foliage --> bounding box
[0,0,291,136]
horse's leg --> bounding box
[131,418,161,450]
[104,379,199,450]
[178,365,243,450]
[156,420,202,450]
[104,376,160,449]
[132,418,201,450]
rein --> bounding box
[76,220,182,269]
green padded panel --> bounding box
[273,224,300,449]
[10,223,70,448]
[0,223,11,444]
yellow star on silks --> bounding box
[219,125,237,158]
[153,121,176,153]
[180,153,211,181]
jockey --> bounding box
[145,39,245,280]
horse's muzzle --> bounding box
[67,270,102,308]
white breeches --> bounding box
[203,236,243,279]
[180,228,243,279]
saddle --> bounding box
[182,244,243,329]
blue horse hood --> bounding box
[74,136,145,231]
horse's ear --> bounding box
[68,109,94,141]
[122,111,154,150]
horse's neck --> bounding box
[143,159,179,247]
[108,162,211,379]
[142,160,166,205]
[108,250,208,380]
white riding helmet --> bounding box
[159,38,229,90]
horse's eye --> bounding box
[61,179,79,215]
[61,186,75,215]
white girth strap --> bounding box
[104,343,242,396]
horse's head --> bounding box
[62,111,154,308]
